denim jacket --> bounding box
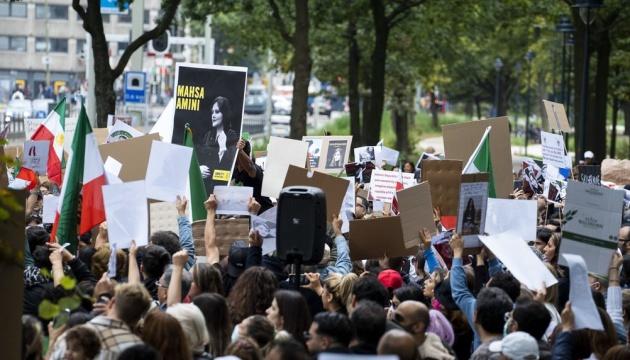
[177,216,196,270]
[318,235,352,279]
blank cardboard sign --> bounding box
[98,133,160,182]
[349,216,418,260]
[421,160,462,217]
[442,117,513,198]
[283,165,348,221]
[397,182,436,248]
[542,100,572,133]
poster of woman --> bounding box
[172,63,248,195]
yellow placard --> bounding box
[212,170,230,182]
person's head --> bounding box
[190,262,224,298]
[351,300,386,344]
[588,273,609,294]
[427,309,455,346]
[166,303,210,355]
[423,269,446,299]
[402,161,415,173]
[118,344,160,360]
[413,249,427,276]
[474,287,513,336]
[22,315,43,360]
[322,272,358,313]
[355,195,368,219]
[211,96,233,130]
[227,240,249,278]
[487,272,521,302]
[158,265,193,305]
[543,233,561,264]
[393,301,430,340]
[192,293,232,357]
[91,247,127,279]
[349,276,389,314]
[392,285,429,309]
[39,181,52,195]
[266,290,311,342]
[584,150,594,164]
[227,266,278,324]
[306,312,354,354]
[535,227,553,253]
[488,331,539,360]
[149,231,181,256]
[377,329,419,360]
[26,226,49,255]
[618,226,630,254]
[64,325,101,360]
[265,338,310,360]
[139,245,171,279]
[378,269,404,297]
[225,337,261,360]
[141,310,191,360]
[108,283,152,327]
[603,345,630,360]
[510,299,551,340]
[238,315,275,349]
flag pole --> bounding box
[462,126,492,173]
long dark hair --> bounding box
[211,96,233,132]
[227,266,278,324]
[193,293,232,357]
[273,290,311,344]
[141,310,192,360]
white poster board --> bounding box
[145,141,193,202]
[261,137,308,198]
[42,194,59,223]
[22,140,49,174]
[369,169,403,203]
[541,131,571,169]
[485,199,537,241]
[102,180,149,249]
[213,186,253,215]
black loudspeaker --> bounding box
[277,186,326,265]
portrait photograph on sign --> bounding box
[302,136,352,173]
[305,138,323,169]
[171,63,248,195]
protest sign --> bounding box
[149,98,175,142]
[63,116,78,154]
[421,159,463,229]
[102,180,149,249]
[349,216,417,260]
[397,182,436,248]
[354,146,376,163]
[283,165,348,221]
[213,218,250,256]
[521,160,545,195]
[577,165,601,186]
[213,185,253,215]
[562,254,604,330]
[262,137,308,198]
[171,63,248,195]
[42,194,59,223]
[485,198,537,241]
[145,141,193,202]
[369,169,407,203]
[601,159,630,185]
[415,152,440,169]
[24,118,44,139]
[542,100,572,133]
[251,206,277,255]
[340,177,355,234]
[22,140,49,174]
[541,131,570,169]
[103,156,123,184]
[443,116,512,198]
[149,201,179,234]
[99,133,160,182]
[106,120,144,143]
[303,136,352,173]
[559,181,625,276]
[457,173,488,248]
[479,231,558,291]
[375,144,399,167]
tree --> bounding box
[72,0,181,127]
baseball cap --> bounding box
[378,269,403,291]
[227,240,249,278]
[584,150,594,159]
[489,331,539,360]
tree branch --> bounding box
[386,0,424,28]
[268,0,294,45]
[112,0,182,78]
[72,0,92,34]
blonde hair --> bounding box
[323,272,358,311]
[114,283,152,327]
[91,246,128,278]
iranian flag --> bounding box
[184,124,207,221]
[30,98,66,185]
[463,126,496,198]
[51,105,106,252]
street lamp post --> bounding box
[556,16,575,107]
[513,62,522,135]
[524,51,534,156]
[574,0,603,161]
[493,58,503,117]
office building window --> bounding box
[35,38,69,53]
[0,36,27,52]
[118,11,132,23]
[36,4,69,20]
[118,41,128,55]
[76,39,86,54]
[0,2,27,17]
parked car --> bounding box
[244,85,269,115]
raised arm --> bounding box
[236,139,257,178]
[449,233,477,332]
[607,252,627,343]
[322,215,352,277]
[419,228,440,273]
[175,195,196,270]
[167,250,189,307]
[94,222,108,250]
[127,240,141,285]
[203,195,220,265]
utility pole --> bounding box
[86,34,97,126]
[130,0,144,71]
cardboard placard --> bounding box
[282,165,348,221]
[98,133,160,182]
[303,136,352,173]
[192,218,250,256]
[349,216,418,260]
[442,117,512,198]
[421,160,463,217]
[601,159,630,185]
[543,100,572,133]
[577,165,601,186]
[397,182,436,248]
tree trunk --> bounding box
[393,107,409,156]
[347,12,361,147]
[364,0,389,146]
[87,1,114,127]
[623,101,630,136]
[429,90,439,129]
[610,96,618,158]
[475,96,482,120]
[289,0,311,139]
[588,29,610,162]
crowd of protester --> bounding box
[20,139,630,360]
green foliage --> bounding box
[60,276,77,291]
[57,296,82,312]
[38,300,60,321]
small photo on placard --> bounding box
[305,138,322,169]
[325,140,347,169]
